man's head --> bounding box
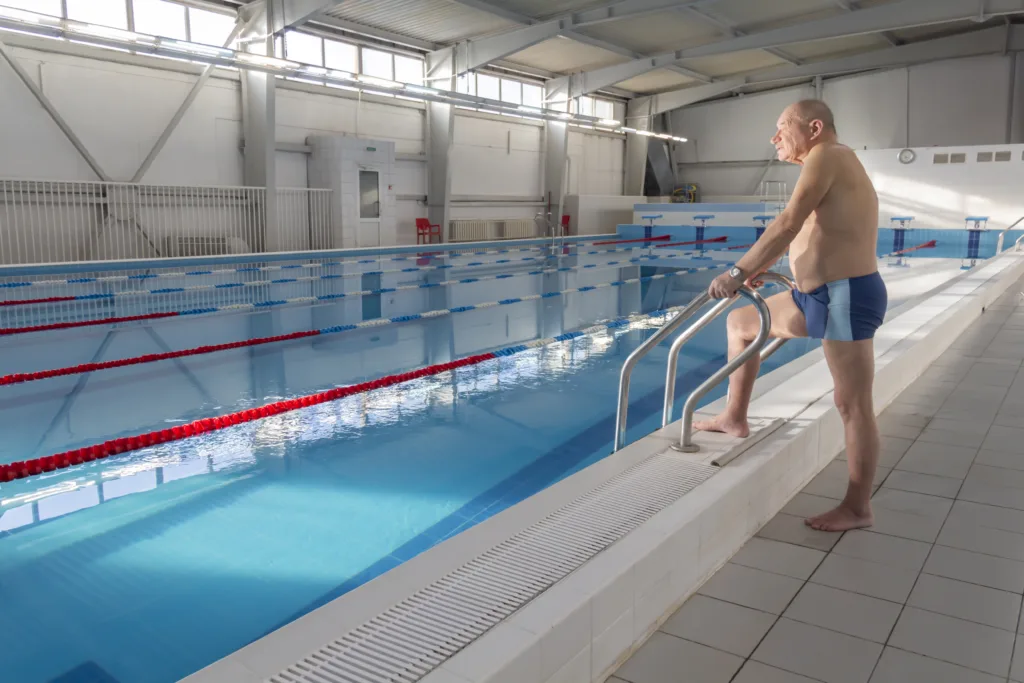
[771,99,837,164]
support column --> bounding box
[425,50,455,241]
[240,4,279,252]
[543,119,570,224]
[814,75,823,99]
[624,96,653,197]
[1010,52,1024,144]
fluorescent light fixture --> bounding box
[599,119,621,127]
[518,105,542,115]
[236,52,301,70]
[300,65,329,77]
[357,74,401,89]
[557,112,573,119]
[71,22,154,44]
[636,129,655,136]
[404,84,439,96]
[675,137,689,142]
[158,38,233,58]
[327,68,355,80]
[620,127,637,133]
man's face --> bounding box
[771,107,814,164]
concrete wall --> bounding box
[0,40,626,246]
[672,54,1024,199]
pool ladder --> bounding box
[613,272,796,457]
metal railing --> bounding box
[996,216,1024,254]
[614,272,796,455]
[0,179,333,266]
[1016,234,1024,252]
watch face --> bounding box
[729,267,743,279]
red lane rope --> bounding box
[0,296,77,307]
[0,311,180,336]
[891,239,937,257]
[0,353,496,482]
[727,243,755,251]
[0,329,321,386]
[592,235,670,246]
[655,236,728,248]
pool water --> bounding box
[0,240,963,683]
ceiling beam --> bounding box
[260,0,344,34]
[650,24,1020,112]
[648,78,743,114]
[677,5,803,66]
[548,0,1024,97]
[831,0,900,46]
[310,14,439,50]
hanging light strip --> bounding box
[0,6,687,142]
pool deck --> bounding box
[610,278,1024,683]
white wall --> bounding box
[672,53,1024,198]
[0,40,626,246]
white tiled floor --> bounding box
[610,285,1024,683]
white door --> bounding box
[358,168,381,248]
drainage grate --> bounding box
[268,453,718,683]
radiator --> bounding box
[450,220,489,242]
[163,235,232,257]
[503,219,536,239]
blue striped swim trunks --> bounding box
[791,272,888,341]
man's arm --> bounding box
[734,146,838,278]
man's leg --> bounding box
[694,291,807,437]
[806,339,879,532]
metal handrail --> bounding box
[1016,234,1024,252]
[996,216,1024,253]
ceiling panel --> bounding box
[681,50,788,78]
[889,19,1001,43]
[574,11,720,54]
[782,32,891,59]
[614,68,697,94]
[322,0,518,44]
[495,0,604,20]
[708,0,837,29]
[504,37,630,72]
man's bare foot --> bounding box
[692,414,750,438]
[805,504,873,532]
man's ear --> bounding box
[809,119,825,139]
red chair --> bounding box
[416,218,442,245]
[560,214,571,236]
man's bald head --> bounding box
[790,99,837,134]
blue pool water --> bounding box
[0,237,957,683]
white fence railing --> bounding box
[0,180,333,266]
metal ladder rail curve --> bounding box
[995,216,1024,254]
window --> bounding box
[324,39,358,73]
[500,78,521,105]
[394,55,423,86]
[188,7,237,47]
[522,83,543,109]
[285,31,323,66]
[1,0,62,17]
[66,0,128,28]
[132,0,187,40]
[361,47,393,80]
[359,170,380,219]
[977,152,994,162]
[995,151,1012,162]
[476,73,499,100]
[577,96,595,117]
[595,99,615,121]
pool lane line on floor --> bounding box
[0,279,741,482]
[0,249,707,309]
[0,263,734,385]
[0,241,664,291]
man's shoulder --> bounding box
[807,142,851,162]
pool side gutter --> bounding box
[182,251,1024,683]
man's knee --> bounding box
[834,387,872,422]
[726,307,758,341]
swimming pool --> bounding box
[0,238,969,683]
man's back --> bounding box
[788,142,879,292]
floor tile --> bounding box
[968,463,1024,489]
[1013,635,1024,681]
[869,505,946,542]
[660,595,777,657]
[697,563,804,615]
[981,425,1024,454]
[809,552,919,603]
[888,607,1015,677]
[972,448,1024,471]
[733,661,821,683]
[869,647,1004,683]
[782,583,901,643]
[614,632,743,683]
[924,545,1024,594]
[757,514,841,552]
[872,488,955,517]
[782,492,842,518]
[877,415,926,440]
[937,516,1024,562]
[895,442,978,479]
[949,499,1024,535]
[831,530,931,572]
[730,537,826,580]
[751,618,883,683]
[958,479,1024,511]
[916,426,987,449]
[880,470,962,498]
[907,573,1021,631]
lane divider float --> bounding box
[0,263,731,386]
[592,235,670,246]
[889,240,938,257]
[656,236,729,248]
[0,272,743,482]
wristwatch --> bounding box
[728,266,745,281]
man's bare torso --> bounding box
[788,143,879,292]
